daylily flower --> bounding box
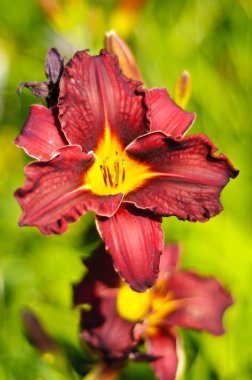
[73,244,233,380]
[15,48,238,291]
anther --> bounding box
[100,165,108,186]
[114,160,119,187]
[100,153,126,189]
[106,166,114,187]
[122,159,125,183]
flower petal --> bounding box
[96,205,164,292]
[17,81,49,99]
[165,271,233,335]
[18,48,64,106]
[59,50,146,152]
[146,328,178,380]
[45,48,64,84]
[146,88,195,138]
[15,105,67,160]
[159,244,180,279]
[80,290,135,361]
[15,145,123,234]
[73,245,120,317]
[74,251,119,330]
[126,132,239,222]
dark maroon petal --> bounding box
[73,246,120,329]
[18,48,64,106]
[45,48,64,84]
[84,246,119,289]
[15,105,67,160]
[165,271,233,335]
[17,81,49,99]
[158,244,180,279]
[15,145,123,235]
[146,328,178,380]
[96,205,164,292]
[73,246,119,308]
[75,280,104,331]
[146,88,195,138]
[59,49,146,152]
[126,132,239,222]
[80,290,135,361]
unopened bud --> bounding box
[105,30,142,82]
[22,309,58,354]
[174,70,191,108]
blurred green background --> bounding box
[0,0,251,379]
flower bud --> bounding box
[105,30,142,81]
[174,70,191,108]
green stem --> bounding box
[83,363,119,380]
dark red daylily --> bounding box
[73,244,233,380]
[15,48,238,292]
[122,244,233,380]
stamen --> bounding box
[106,166,114,187]
[100,165,107,186]
[99,152,126,189]
[114,159,119,187]
[122,159,126,183]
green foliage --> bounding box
[0,0,251,379]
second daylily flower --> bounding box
[15,48,238,291]
[73,244,233,380]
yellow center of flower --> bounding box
[117,279,182,330]
[86,126,156,196]
[117,284,151,322]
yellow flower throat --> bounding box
[117,279,182,332]
[86,126,156,196]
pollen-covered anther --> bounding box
[99,152,126,188]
